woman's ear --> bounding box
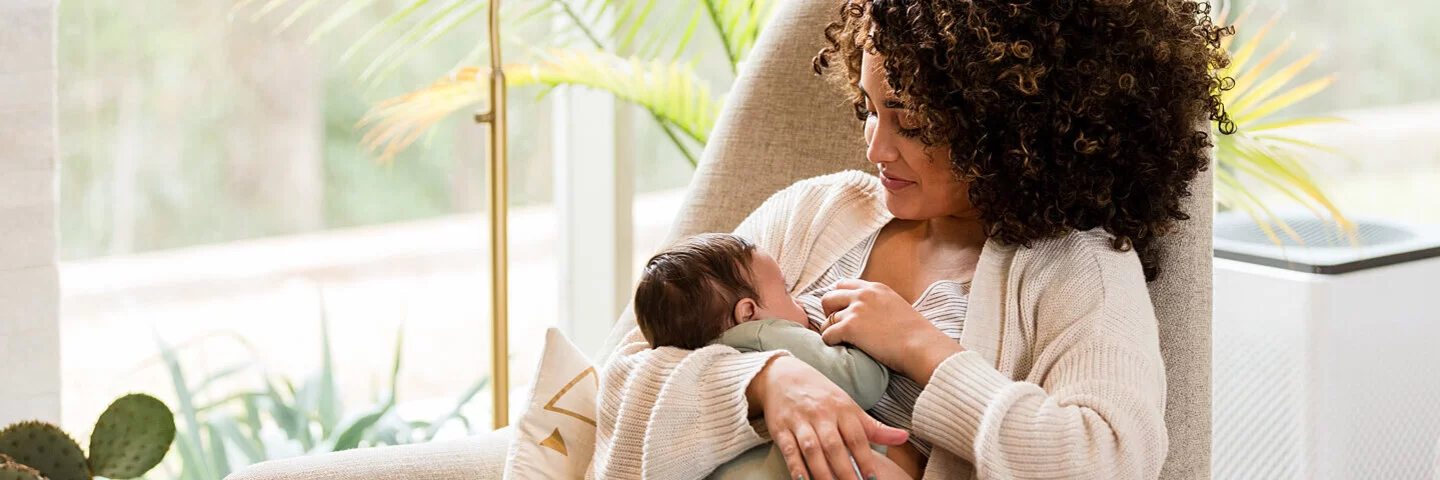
[733,297,757,325]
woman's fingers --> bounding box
[863,416,910,446]
[772,429,809,480]
[840,415,882,480]
[832,278,871,290]
[793,423,836,480]
[820,288,860,316]
[820,316,849,345]
[817,421,860,480]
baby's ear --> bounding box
[733,297,757,324]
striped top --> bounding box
[794,229,970,457]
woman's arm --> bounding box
[590,327,787,479]
[912,267,1168,479]
[822,266,1167,479]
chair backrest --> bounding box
[600,1,1212,477]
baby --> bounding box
[634,233,901,479]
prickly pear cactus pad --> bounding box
[87,394,175,479]
[0,422,88,480]
[0,454,45,480]
[0,453,45,480]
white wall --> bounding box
[0,0,61,426]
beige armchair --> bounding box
[227,0,1212,478]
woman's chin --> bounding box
[883,196,926,220]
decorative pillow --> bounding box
[504,328,599,480]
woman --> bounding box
[591,0,1229,478]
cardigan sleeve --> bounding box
[911,246,1169,479]
[588,327,788,479]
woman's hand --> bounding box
[748,356,909,480]
[820,279,964,384]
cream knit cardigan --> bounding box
[590,171,1168,480]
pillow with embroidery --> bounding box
[504,328,598,479]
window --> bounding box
[58,0,704,473]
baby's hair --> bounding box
[634,233,763,349]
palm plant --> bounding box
[1213,2,1354,244]
[236,0,773,166]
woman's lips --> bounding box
[880,173,916,190]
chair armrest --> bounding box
[225,427,513,480]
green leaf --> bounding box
[1251,134,1355,161]
[210,417,265,465]
[171,430,212,480]
[358,0,473,82]
[317,301,341,437]
[206,423,232,478]
[274,0,335,33]
[261,377,312,450]
[330,405,392,451]
[306,0,385,43]
[1230,49,1322,113]
[340,0,436,63]
[364,0,489,86]
[509,50,721,145]
[1244,116,1345,132]
[423,376,491,438]
[1236,76,1334,125]
[156,332,216,480]
[389,325,406,395]
[189,362,258,400]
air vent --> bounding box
[1213,211,1440,274]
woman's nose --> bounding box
[866,127,901,165]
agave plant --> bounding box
[1213,2,1354,244]
[235,0,773,165]
[145,309,488,480]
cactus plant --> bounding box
[88,394,176,479]
[0,422,87,480]
[0,393,175,480]
[0,454,45,480]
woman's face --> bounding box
[859,52,974,221]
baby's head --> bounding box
[634,233,807,349]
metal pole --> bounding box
[474,0,509,429]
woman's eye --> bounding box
[897,126,922,138]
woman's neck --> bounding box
[917,213,987,250]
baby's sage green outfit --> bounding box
[706,318,890,479]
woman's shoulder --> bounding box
[739,170,886,234]
[1010,229,1150,301]
[776,170,882,200]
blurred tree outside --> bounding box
[57,0,565,260]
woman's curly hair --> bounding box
[814,0,1234,281]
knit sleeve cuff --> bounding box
[643,350,790,475]
[912,350,1026,463]
[698,350,790,443]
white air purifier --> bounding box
[1212,212,1440,480]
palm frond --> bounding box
[699,0,776,72]
[359,0,489,84]
[357,49,721,164]
[509,49,721,147]
[357,66,494,162]
[1214,7,1356,243]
